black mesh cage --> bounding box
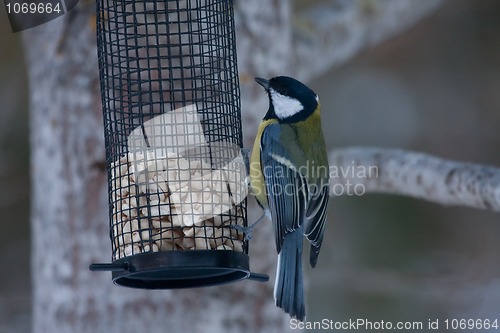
[90,0,268,288]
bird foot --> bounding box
[228,213,266,241]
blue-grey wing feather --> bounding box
[260,123,329,267]
[260,125,307,253]
[304,184,329,267]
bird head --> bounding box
[255,76,319,123]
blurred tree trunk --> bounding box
[24,1,442,332]
[24,3,284,333]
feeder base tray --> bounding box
[90,250,268,289]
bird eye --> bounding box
[277,88,288,95]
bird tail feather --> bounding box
[274,230,305,321]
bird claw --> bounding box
[228,213,266,241]
[229,224,255,241]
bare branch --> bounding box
[292,0,443,81]
[329,147,500,212]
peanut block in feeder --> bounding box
[110,105,248,259]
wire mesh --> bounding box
[96,0,247,262]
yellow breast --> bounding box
[249,119,276,207]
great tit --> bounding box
[250,76,330,321]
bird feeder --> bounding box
[90,0,268,288]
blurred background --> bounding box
[1,0,500,332]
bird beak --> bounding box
[255,77,270,90]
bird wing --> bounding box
[260,124,308,254]
[303,182,329,267]
[261,123,330,266]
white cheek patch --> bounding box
[270,89,303,119]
